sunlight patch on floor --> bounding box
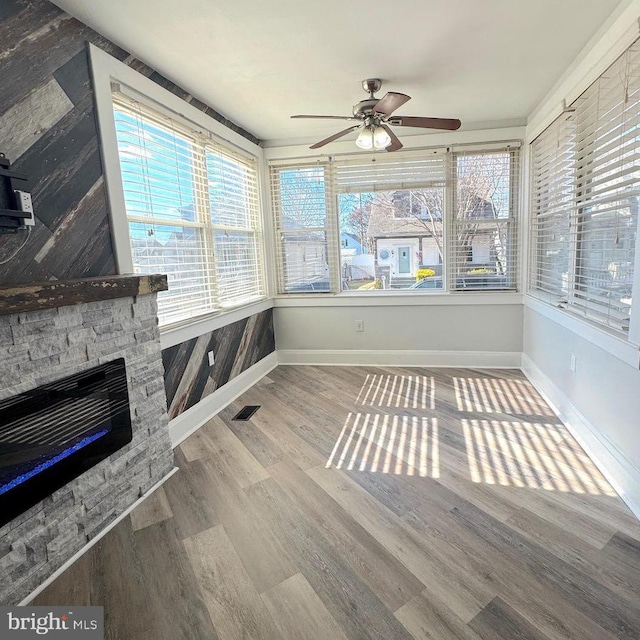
[355,374,435,410]
[453,377,555,416]
[326,412,439,478]
[336,374,616,496]
[461,418,616,495]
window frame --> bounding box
[270,144,521,297]
[90,44,269,333]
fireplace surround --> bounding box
[0,275,174,605]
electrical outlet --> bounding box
[355,320,364,332]
[15,190,35,227]
[208,350,215,366]
[570,353,577,373]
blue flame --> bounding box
[0,429,110,496]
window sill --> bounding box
[159,298,274,350]
[273,291,523,308]
[524,295,640,369]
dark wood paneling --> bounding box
[0,0,24,21]
[213,318,249,390]
[0,12,89,117]
[162,309,275,419]
[0,0,270,412]
[149,71,192,101]
[16,96,103,232]
[162,340,198,408]
[24,179,112,280]
[53,49,92,106]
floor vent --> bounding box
[232,405,260,421]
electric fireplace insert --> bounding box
[0,359,132,527]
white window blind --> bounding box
[530,39,640,334]
[334,149,446,193]
[571,41,640,330]
[529,114,575,298]
[206,142,263,308]
[270,162,336,293]
[450,149,520,291]
[112,92,264,325]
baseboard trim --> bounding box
[521,353,640,520]
[19,466,179,606]
[276,349,522,368]
[168,352,278,448]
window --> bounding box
[339,188,445,290]
[112,92,264,325]
[529,39,640,335]
[270,147,518,293]
[270,162,335,292]
[450,151,519,291]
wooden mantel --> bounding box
[0,274,168,316]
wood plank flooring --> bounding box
[34,365,640,639]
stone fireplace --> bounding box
[0,275,174,605]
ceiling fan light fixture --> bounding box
[373,125,391,150]
[295,79,461,152]
[355,126,374,150]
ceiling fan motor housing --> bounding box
[352,98,380,117]
[354,78,384,116]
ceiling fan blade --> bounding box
[291,115,360,121]
[373,92,411,116]
[388,116,462,131]
[382,125,403,152]
[309,125,361,149]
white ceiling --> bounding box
[53,0,622,145]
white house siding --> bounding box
[472,236,491,264]
[376,238,420,277]
[284,242,328,286]
[421,237,440,266]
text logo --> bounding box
[0,607,103,639]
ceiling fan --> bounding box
[291,78,462,152]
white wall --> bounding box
[275,302,522,366]
[524,307,640,467]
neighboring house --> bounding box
[367,193,442,283]
[368,219,441,282]
[367,190,499,283]
[340,231,375,280]
[281,215,329,290]
[340,232,363,254]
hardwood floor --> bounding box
[34,365,640,640]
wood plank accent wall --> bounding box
[0,0,260,286]
[162,309,275,419]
